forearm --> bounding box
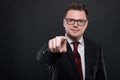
[36,42,57,65]
[36,47,50,64]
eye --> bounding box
[68,19,74,22]
[78,20,86,23]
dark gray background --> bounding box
[1,0,120,80]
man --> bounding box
[36,2,107,80]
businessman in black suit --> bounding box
[36,2,107,80]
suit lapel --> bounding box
[66,38,94,80]
[66,42,80,79]
[84,38,93,80]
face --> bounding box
[63,10,88,40]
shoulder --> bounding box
[83,37,102,49]
[83,37,104,58]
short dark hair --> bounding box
[64,2,88,18]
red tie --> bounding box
[72,41,83,80]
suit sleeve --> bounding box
[36,41,58,65]
[95,48,107,80]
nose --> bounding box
[73,21,78,28]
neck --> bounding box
[67,33,82,41]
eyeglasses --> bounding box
[65,18,87,26]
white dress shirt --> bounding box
[66,34,85,80]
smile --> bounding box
[71,29,80,33]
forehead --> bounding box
[65,10,87,19]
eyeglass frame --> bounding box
[65,18,88,26]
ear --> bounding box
[85,20,88,29]
[63,18,66,28]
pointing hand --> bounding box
[48,36,67,53]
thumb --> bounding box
[61,36,67,42]
[61,36,67,45]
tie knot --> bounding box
[72,41,80,49]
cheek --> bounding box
[66,26,73,32]
[81,22,88,31]
[81,26,87,33]
[64,26,69,32]
[64,23,71,31]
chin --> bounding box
[70,34,81,39]
[67,33,81,39]
[71,34,81,37]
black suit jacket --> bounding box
[36,37,107,80]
